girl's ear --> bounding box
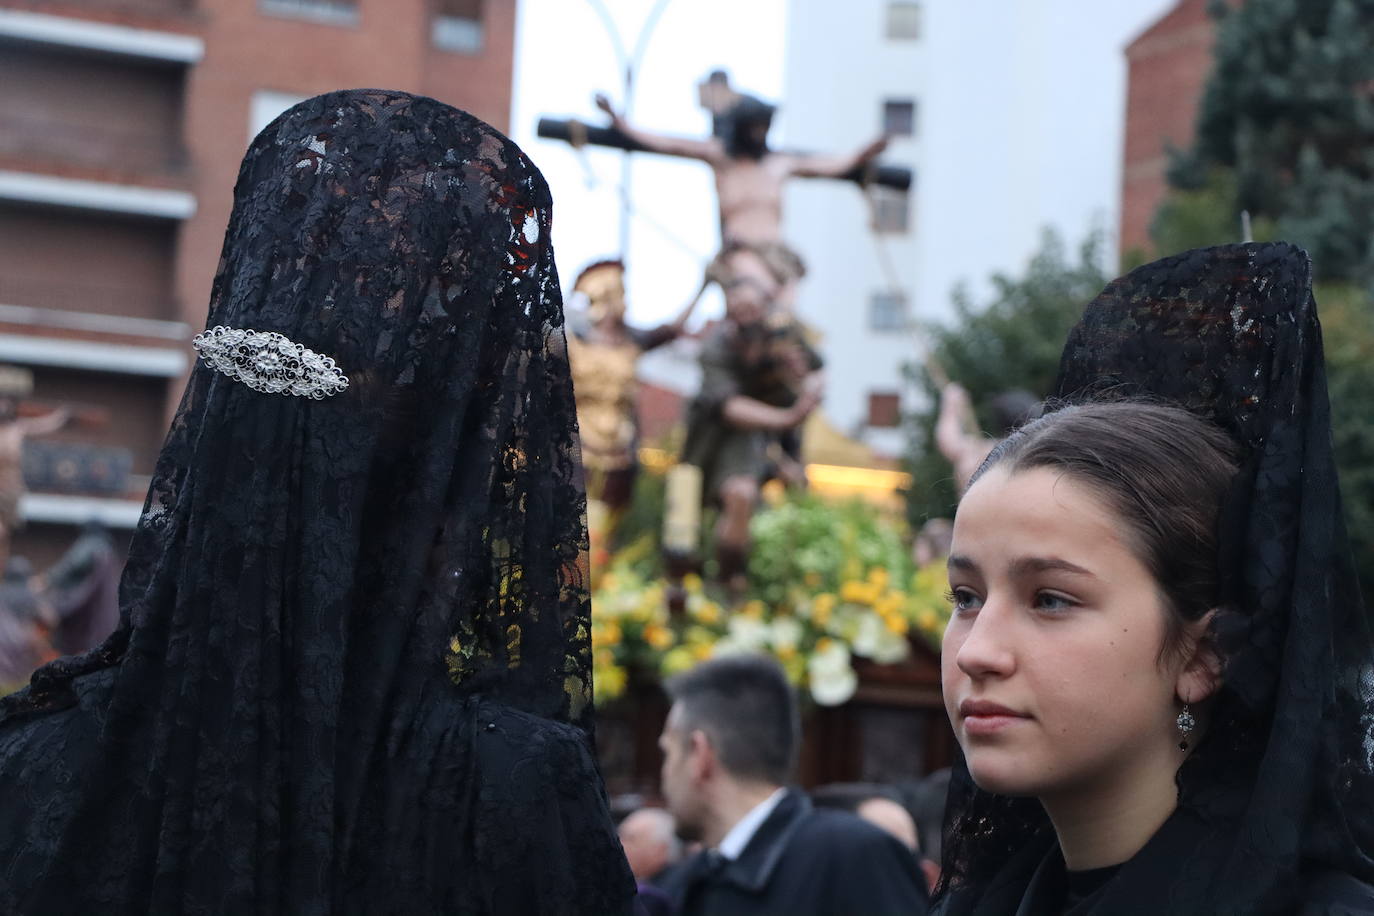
[1176,609,1223,703]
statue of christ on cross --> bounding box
[593,72,891,308]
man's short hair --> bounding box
[664,654,799,785]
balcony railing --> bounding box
[0,112,189,178]
[0,277,183,329]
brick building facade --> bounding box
[0,0,515,567]
[1119,0,1219,257]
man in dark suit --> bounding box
[656,655,929,915]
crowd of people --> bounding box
[0,89,1368,915]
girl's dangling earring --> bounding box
[1176,702,1196,751]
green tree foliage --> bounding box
[1145,169,1278,268]
[1315,285,1374,599]
[1155,0,1374,595]
[901,230,1108,526]
[1167,0,1374,283]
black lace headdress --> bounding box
[935,243,1374,914]
[0,90,633,913]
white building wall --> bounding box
[779,0,924,457]
[778,0,1173,457]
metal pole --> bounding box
[583,0,674,260]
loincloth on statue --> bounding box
[679,422,771,506]
[711,238,807,286]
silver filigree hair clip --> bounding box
[192,326,349,399]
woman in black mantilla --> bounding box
[0,90,636,914]
[933,243,1374,915]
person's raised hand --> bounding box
[942,382,970,409]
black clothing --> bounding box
[663,788,929,916]
[936,807,1374,915]
[0,90,634,914]
[934,243,1374,915]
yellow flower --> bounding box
[595,622,622,647]
[595,663,627,699]
[918,610,940,633]
[741,599,767,619]
[840,581,868,604]
[883,613,909,635]
[684,625,716,646]
[867,567,890,590]
[804,571,823,588]
[874,594,902,618]
[682,573,704,593]
[692,643,714,661]
[815,637,836,655]
[644,624,675,650]
[694,601,723,625]
[662,646,696,675]
[776,644,798,661]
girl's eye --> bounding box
[1033,591,1075,614]
[946,587,982,614]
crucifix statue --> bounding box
[539,74,908,598]
[538,71,909,308]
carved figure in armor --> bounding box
[566,261,701,555]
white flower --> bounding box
[871,629,910,665]
[769,616,804,651]
[809,663,857,705]
[807,642,857,706]
[726,615,771,651]
[851,614,885,658]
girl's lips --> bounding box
[962,713,1027,736]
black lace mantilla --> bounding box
[0,90,634,914]
[935,243,1374,915]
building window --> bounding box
[433,0,484,53]
[886,1,921,40]
[871,188,910,234]
[259,0,359,26]
[868,391,903,429]
[883,99,916,137]
[869,291,909,331]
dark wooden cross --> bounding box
[536,117,912,191]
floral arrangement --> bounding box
[590,493,952,706]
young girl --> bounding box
[934,243,1374,914]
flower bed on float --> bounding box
[590,493,951,706]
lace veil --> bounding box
[935,243,1374,913]
[0,90,632,913]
